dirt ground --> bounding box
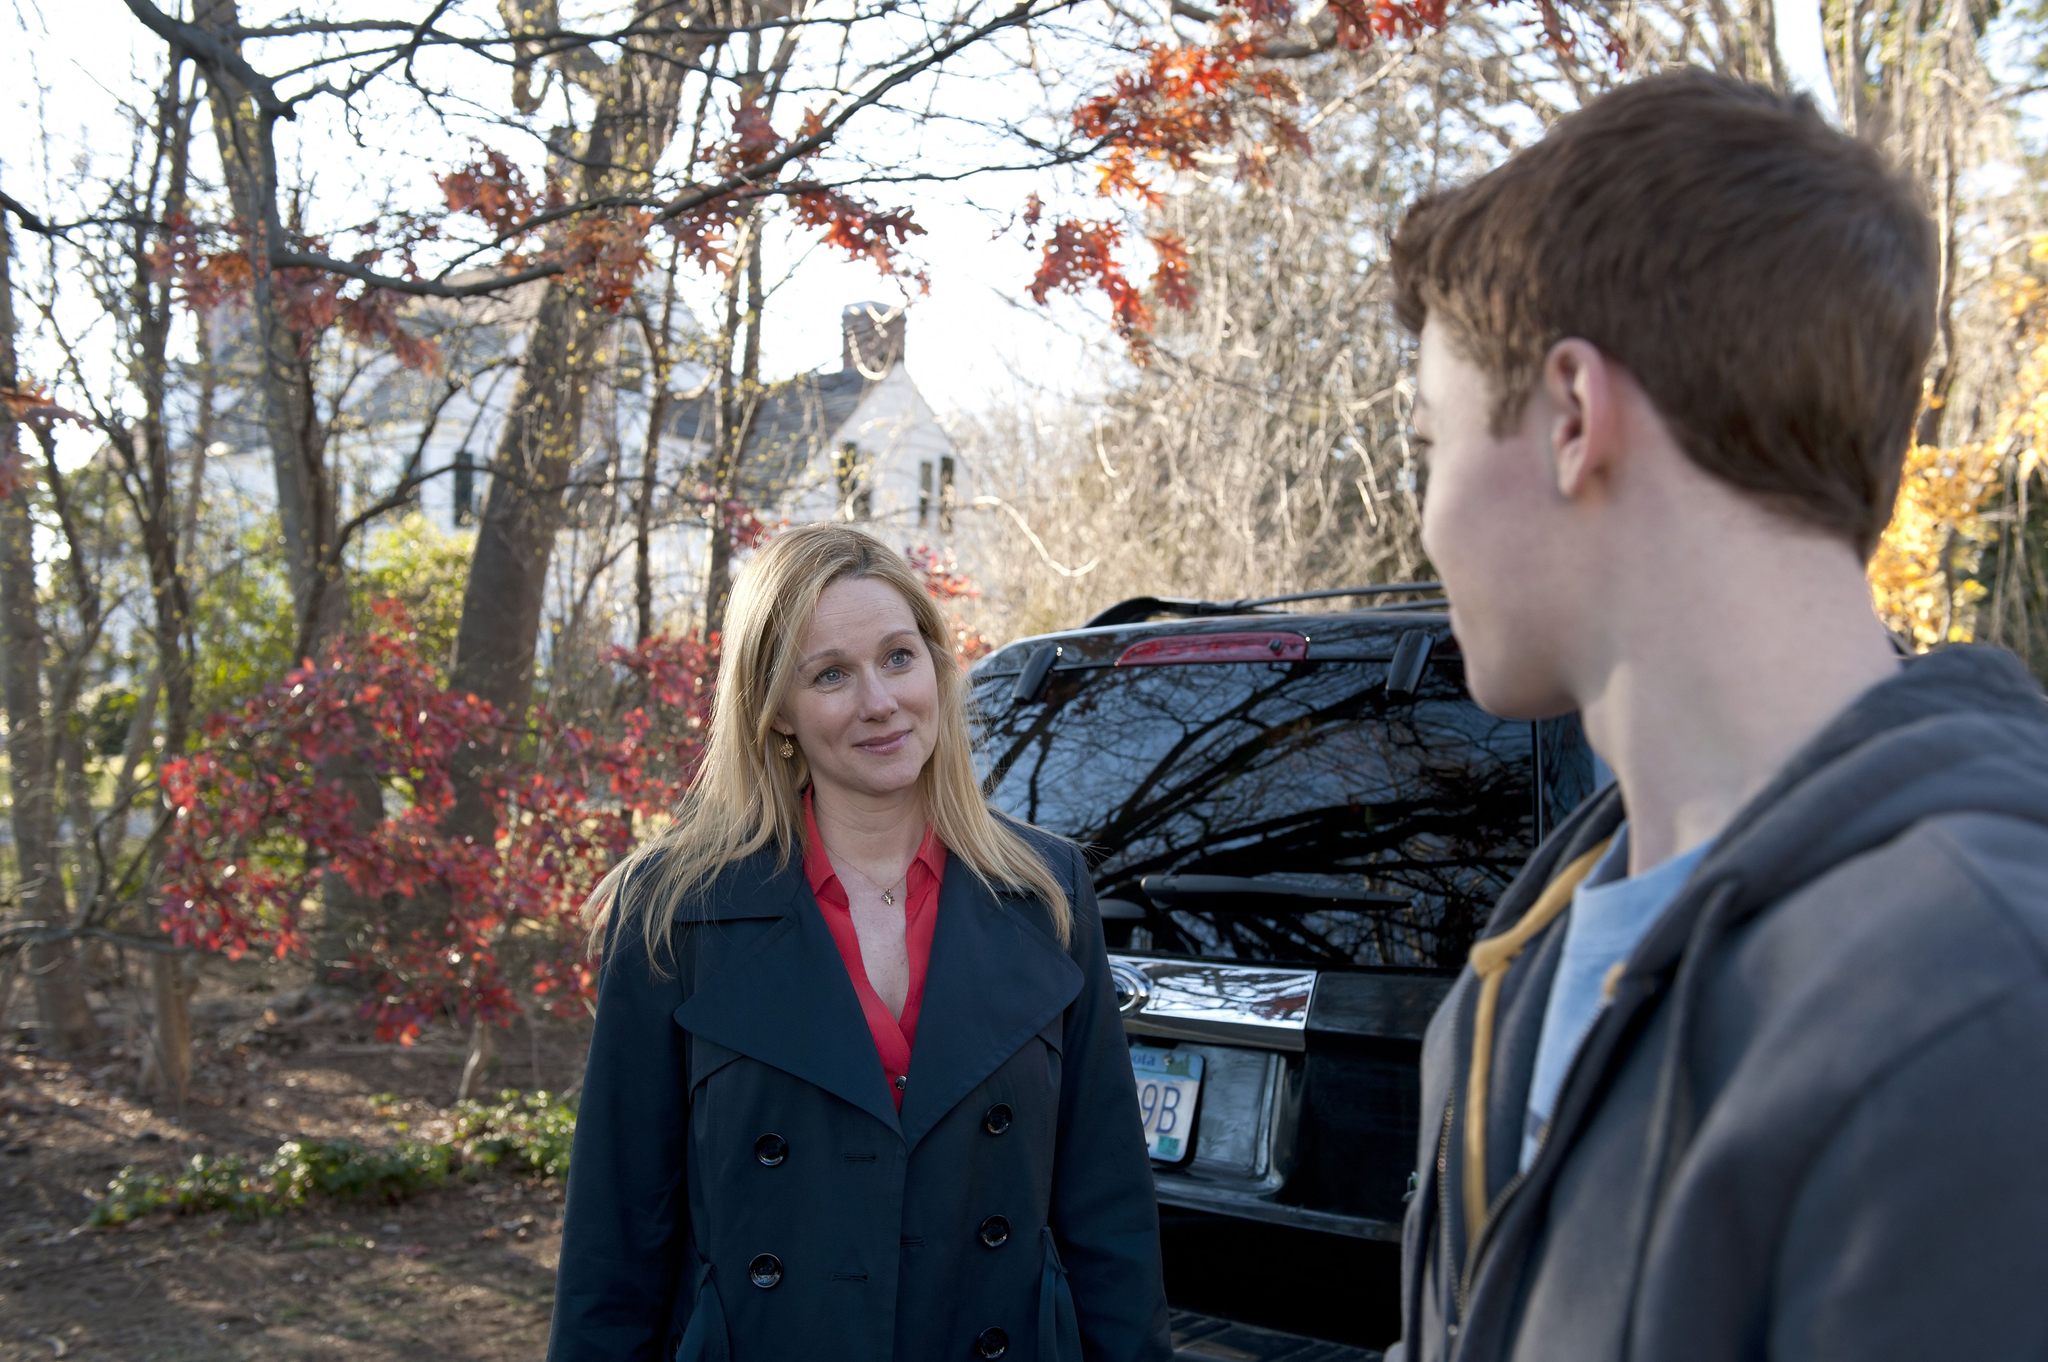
[0,960,588,1362]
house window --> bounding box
[938,455,956,534]
[453,450,476,527]
[833,443,873,521]
[918,460,933,527]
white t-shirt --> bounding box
[1519,827,1712,1170]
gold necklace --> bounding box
[825,844,911,907]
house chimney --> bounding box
[841,302,906,377]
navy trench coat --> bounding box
[545,827,1173,1362]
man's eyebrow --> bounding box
[796,629,919,670]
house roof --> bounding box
[665,365,879,498]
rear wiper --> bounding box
[1139,874,1410,912]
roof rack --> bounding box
[1082,583,1444,629]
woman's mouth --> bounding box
[856,730,911,754]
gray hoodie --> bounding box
[1392,644,2048,1362]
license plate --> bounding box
[1130,1045,1203,1164]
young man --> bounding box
[1387,69,2048,1361]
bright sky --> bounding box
[2,0,1917,436]
[1,0,1126,423]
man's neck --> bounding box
[1580,549,1900,876]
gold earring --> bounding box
[779,738,795,759]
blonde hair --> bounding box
[587,523,1072,964]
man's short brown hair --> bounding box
[1390,69,1936,556]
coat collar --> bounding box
[670,845,1082,1146]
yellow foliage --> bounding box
[2004,333,2048,489]
[1870,439,2001,648]
[1870,235,2048,649]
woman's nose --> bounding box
[857,670,899,718]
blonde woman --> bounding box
[546,525,1171,1362]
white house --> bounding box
[183,294,967,646]
[664,302,967,552]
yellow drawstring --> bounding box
[1462,837,1614,1246]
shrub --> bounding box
[89,1090,578,1227]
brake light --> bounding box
[1115,632,1310,665]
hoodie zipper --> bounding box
[1435,1091,1455,1270]
[1436,962,1479,1333]
[1457,1163,1526,1315]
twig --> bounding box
[968,495,1100,577]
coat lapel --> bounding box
[671,851,903,1134]
[899,866,1082,1152]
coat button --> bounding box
[754,1133,788,1167]
[978,1215,1011,1248]
[974,1326,1009,1358]
[748,1253,783,1289]
[982,1103,1013,1135]
[893,1074,908,1091]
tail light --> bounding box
[1115,633,1309,666]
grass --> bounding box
[90,1090,577,1227]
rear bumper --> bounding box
[1156,1173,1403,1242]
[1172,1309,1384,1361]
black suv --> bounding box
[970,587,1595,1359]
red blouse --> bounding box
[801,791,947,1109]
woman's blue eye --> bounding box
[887,648,915,667]
[815,666,844,685]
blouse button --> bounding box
[978,1215,1011,1249]
[748,1252,783,1289]
[981,1103,1013,1135]
[974,1326,1009,1358]
[754,1133,788,1167]
[893,1074,908,1092]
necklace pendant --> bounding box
[883,890,897,907]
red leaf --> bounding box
[0,385,92,429]
[1149,232,1195,312]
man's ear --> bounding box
[1543,338,1622,500]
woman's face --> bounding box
[775,574,941,809]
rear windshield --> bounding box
[973,658,1563,971]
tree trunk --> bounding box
[144,952,193,1108]
[0,214,100,1055]
[633,245,684,644]
[1912,147,1962,452]
[458,1013,497,1103]
[191,0,340,648]
[442,280,606,848]
[703,507,735,641]
[442,3,705,855]
[118,63,201,768]
[703,216,767,640]
[636,397,661,643]
[188,0,378,982]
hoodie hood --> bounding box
[1606,644,2048,980]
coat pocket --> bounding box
[1036,1228,1083,1362]
[673,1259,731,1362]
